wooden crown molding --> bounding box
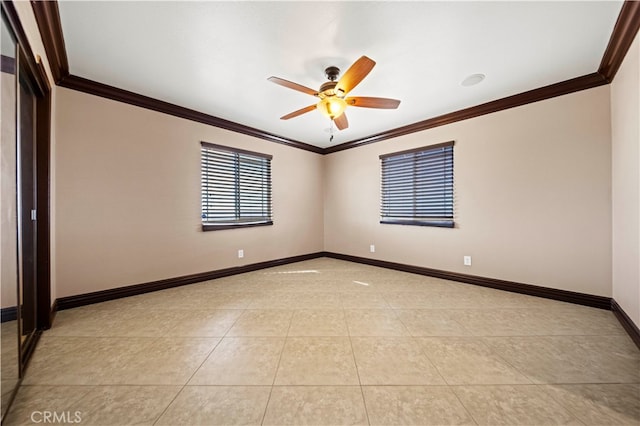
[325,72,607,154]
[599,0,640,82]
[2,1,48,94]
[30,0,68,83]
[29,0,322,154]
[58,74,323,153]
[29,0,640,155]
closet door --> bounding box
[0,9,19,422]
[16,51,38,349]
[0,2,52,418]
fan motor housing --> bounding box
[318,81,338,98]
[325,66,340,81]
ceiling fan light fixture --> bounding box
[270,56,399,132]
[317,97,347,120]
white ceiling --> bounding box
[57,1,623,149]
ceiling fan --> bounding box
[268,56,400,131]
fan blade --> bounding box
[334,113,349,130]
[335,56,376,95]
[346,96,400,109]
[268,76,317,96]
[280,104,317,120]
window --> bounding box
[380,141,454,228]
[201,142,273,231]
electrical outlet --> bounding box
[463,256,472,266]
[370,244,375,253]
[238,249,244,259]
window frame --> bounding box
[201,141,273,232]
[380,141,454,228]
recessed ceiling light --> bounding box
[461,73,486,87]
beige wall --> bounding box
[325,86,612,297]
[611,32,640,327]
[54,87,324,298]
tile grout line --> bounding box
[473,336,539,385]
[387,305,415,337]
[410,334,450,387]
[150,334,226,424]
[150,385,187,426]
[346,304,372,426]
[448,385,481,426]
[533,383,589,425]
[258,304,293,425]
[152,285,248,425]
[404,334,493,424]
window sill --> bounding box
[202,221,273,232]
[380,219,454,228]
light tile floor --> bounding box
[4,258,640,425]
[1,320,20,420]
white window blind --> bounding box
[380,141,454,228]
[201,142,273,231]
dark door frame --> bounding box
[1,0,52,369]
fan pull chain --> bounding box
[329,119,334,143]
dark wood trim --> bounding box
[55,252,325,311]
[54,250,612,313]
[325,1,640,154]
[1,54,15,74]
[598,1,640,82]
[27,0,322,154]
[611,299,640,349]
[323,252,612,310]
[59,74,324,154]
[2,1,53,386]
[51,252,640,347]
[1,306,17,322]
[324,73,608,154]
[35,59,52,330]
[1,1,49,96]
[30,0,68,83]
[23,1,639,155]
